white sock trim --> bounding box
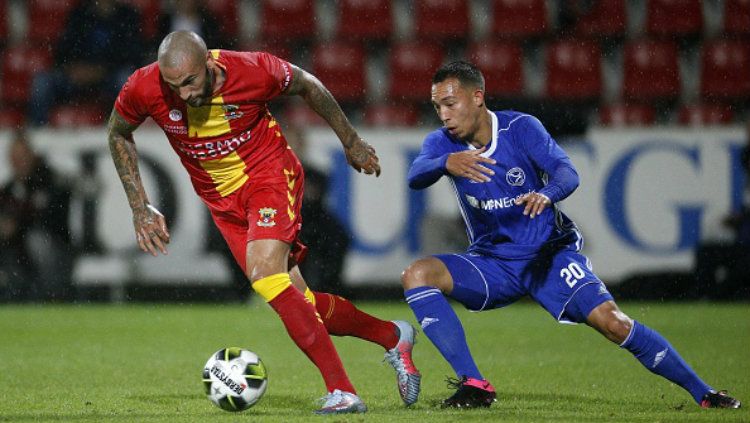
[619,320,637,348]
[406,288,441,304]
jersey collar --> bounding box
[466,110,498,158]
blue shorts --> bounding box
[435,246,613,323]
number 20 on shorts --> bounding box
[560,262,586,288]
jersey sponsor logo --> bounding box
[164,124,188,135]
[465,191,532,211]
[257,207,278,227]
[506,167,525,186]
[177,129,252,160]
[169,109,182,121]
[420,317,439,329]
[465,194,517,211]
[222,104,244,120]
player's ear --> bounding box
[473,88,485,107]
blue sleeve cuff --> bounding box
[538,164,579,203]
[408,153,451,189]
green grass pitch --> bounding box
[0,301,747,422]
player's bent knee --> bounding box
[400,265,424,290]
[401,257,453,293]
[246,247,288,282]
[246,263,276,283]
[401,258,442,290]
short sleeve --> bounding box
[254,52,294,100]
[114,70,149,125]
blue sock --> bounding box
[405,286,483,380]
[621,321,712,403]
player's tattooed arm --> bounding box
[107,109,170,255]
[107,109,146,212]
[285,64,380,176]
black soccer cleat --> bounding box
[700,390,741,409]
[441,376,497,409]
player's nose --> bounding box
[438,108,451,124]
[178,87,192,101]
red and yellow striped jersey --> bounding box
[115,50,294,201]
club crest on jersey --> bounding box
[506,167,526,186]
[169,109,183,121]
[222,104,244,120]
[257,207,277,227]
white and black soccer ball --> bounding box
[203,347,268,412]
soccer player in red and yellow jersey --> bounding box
[107,31,420,414]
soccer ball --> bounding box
[202,347,268,412]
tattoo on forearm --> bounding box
[107,110,148,211]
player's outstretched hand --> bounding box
[515,192,551,219]
[446,146,496,183]
[345,138,381,177]
[133,204,170,256]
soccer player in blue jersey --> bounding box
[402,61,741,410]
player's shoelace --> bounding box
[445,376,468,391]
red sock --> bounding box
[313,292,399,350]
[268,286,355,394]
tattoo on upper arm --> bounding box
[108,109,139,138]
[107,109,147,210]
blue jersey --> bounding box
[408,111,582,259]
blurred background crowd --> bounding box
[0,0,748,303]
[0,0,747,130]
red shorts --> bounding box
[205,149,307,273]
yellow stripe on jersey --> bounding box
[284,168,296,220]
[187,96,232,138]
[284,169,295,190]
[199,151,248,197]
[268,116,283,137]
[187,52,229,138]
[287,205,295,221]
